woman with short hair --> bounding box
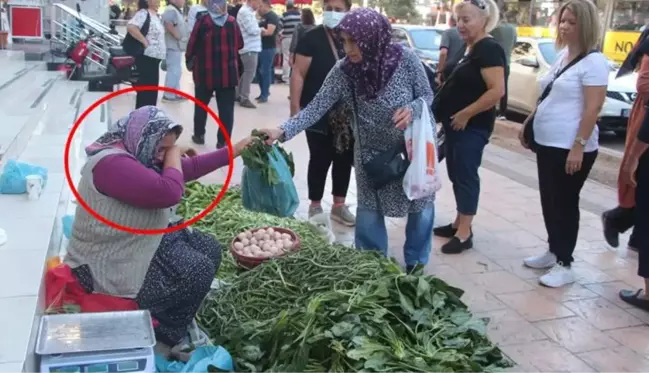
[520,0,608,288]
[432,0,506,255]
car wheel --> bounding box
[614,130,627,138]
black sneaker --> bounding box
[601,211,620,248]
[240,99,257,109]
[405,265,415,274]
[192,134,205,145]
[441,235,473,254]
[433,224,457,238]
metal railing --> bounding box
[50,3,124,72]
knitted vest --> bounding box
[64,148,170,298]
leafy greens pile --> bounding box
[240,130,295,185]
[178,183,513,372]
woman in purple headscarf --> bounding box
[64,106,253,352]
[262,8,439,273]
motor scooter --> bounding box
[53,4,138,92]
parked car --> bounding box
[507,37,637,137]
[391,24,443,72]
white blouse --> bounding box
[128,9,166,60]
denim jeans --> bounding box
[257,48,275,99]
[163,49,183,99]
[355,206,435,266]
[444,125,490,215]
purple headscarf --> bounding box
[337,8,404,99]
[86,106,182,170]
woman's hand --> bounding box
[233,136,255,157]
[178,146,198,157]
[259,128,285,144]
[450,109,471,131]
[565,146,584,175]
[621,157,639,187]
[393,107,412,129]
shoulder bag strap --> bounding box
[141,11,151,37]
[537,50,596,105]
[324,28,340,61]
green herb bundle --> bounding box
[178,183,513,372]
[240,130,295,186]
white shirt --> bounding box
[237,4,262,53]
[128,9,166,60]
[187,4,207,34]
[534,50,609,152]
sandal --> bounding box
[619,289,649,311]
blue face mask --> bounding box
[322,11,346,29]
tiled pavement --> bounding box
[108,72,649,372]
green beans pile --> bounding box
[178,183,513,372]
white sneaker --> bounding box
[523,251,557,269]
[539,263,575,288]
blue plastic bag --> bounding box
[0,160,48,194]
[241,146,299,217]
[155,346,234,373]
[62,215,75,239]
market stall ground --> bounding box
[107,74,649,371]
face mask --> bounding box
[323,11,345,28]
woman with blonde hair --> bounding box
[520,0,608,287]
[432,0,507,255]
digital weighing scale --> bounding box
[36,310,156,373]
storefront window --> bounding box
[612,0,649,31]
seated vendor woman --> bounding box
[64,106,252,348]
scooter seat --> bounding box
[112,56,135,69]
[109,46,126,57]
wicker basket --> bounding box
[230,227,301,269]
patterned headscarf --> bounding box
[85,106,182,171]
[337,8,404,99]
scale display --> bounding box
[49,359,146,373]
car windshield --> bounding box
[538,41,619,71]
[409,30,442,51]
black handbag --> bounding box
[350,86,410,190]
[122,11,150,56]
[524,50,596,152]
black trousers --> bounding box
[193,85,236,147]
[135,55,161,109]
[305,130,353,202]
[537,146,597,266]
[635,153,649,278]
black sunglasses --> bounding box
[464,0,486,10]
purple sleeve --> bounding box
[93,154,185,209]
[181,148,231,181]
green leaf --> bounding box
[346,337,389,361]
[432,291,447,309]
[443,337,471,348]
[363,352,388,371]
[416,277,430,299]
[450,310,472,325]
[330,321,355,338]
[399,291,416,315]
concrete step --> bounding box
[0,54,115,371]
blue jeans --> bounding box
[256,48,275,99]
[163,49,182,99]
[355,206,435,266]
[444,125,490,215]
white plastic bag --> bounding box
[403,99,441,200]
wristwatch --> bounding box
[574,137,587,146]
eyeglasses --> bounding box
[464,0,486,10]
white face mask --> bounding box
[322,11,345,28]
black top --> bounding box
[295,25,345,133]
[260,11,280,50]
[228,4,242,18]
[440,37,506,131]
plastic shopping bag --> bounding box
[403,100,441,200]
[0,160,48,194]
[241,145,300,217]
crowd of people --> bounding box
[62,0,649,358]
